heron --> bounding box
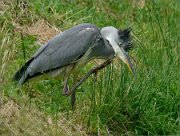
[13,23,135,109]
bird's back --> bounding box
[13,23,101,85]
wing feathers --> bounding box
[13,24,100,84]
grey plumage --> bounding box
[13,23,133,85]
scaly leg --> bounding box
[70,73,79,110]
[71,89,76,110]
[62,65,73,95]
[63,76,69,95]
[63,76,76,110]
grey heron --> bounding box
[13,23,134,108]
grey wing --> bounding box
[27,23,100,77]
[89,38,115,60]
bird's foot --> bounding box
[63,84,69,95]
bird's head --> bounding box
[101,26,135,75]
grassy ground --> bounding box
[0,0,180,135]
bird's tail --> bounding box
[13,59,33,85]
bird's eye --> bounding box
[106,40,110,44]
[105,40,112,47]
[118,42,122,46]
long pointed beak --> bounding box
[117,48,135,75]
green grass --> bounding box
[0,0,180,135]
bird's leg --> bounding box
[71,74,79,110]
[63,65,74,95]
[62,70,77,109]
[71,88,76,110]
[94,67,98,82]
[65,59,112,96]
[63,76,69,95]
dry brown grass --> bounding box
[13,19,61,45]
[129,0,145,8]
[27,19,60,44]
[0,95,88,136]
[0,0,13,11]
